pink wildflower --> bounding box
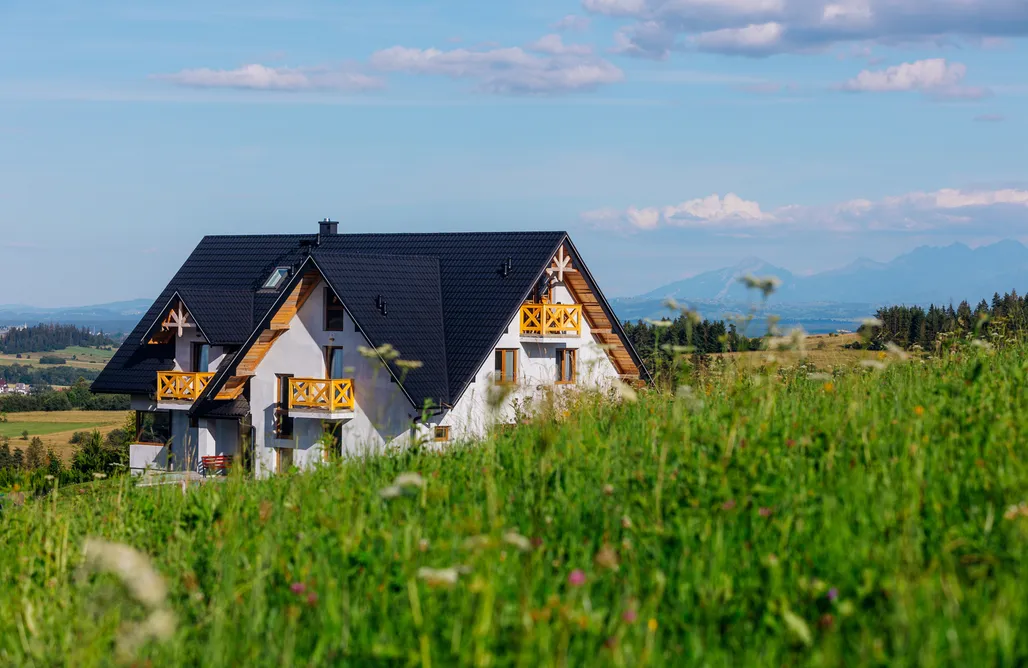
[568,569,586,587]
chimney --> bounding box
[319,218,338,236]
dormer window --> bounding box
[263,267,290,290]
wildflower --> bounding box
[914,405,925,417]
[594,545,619,571]
[417,567,460,588]
[722,499,737,511]
[1004,502,1028,520]
[827,587,839,602]
[502,531,532,553]
[758,507,772,518]
[44,474,55,481]
[378,486,402,500]
[395,359,424,370]
[306,592,319,606]
[818,613,834,629]
[290,582,306,594]
[647,618,658,632]
[418,539,430,552]
[568,569,586,587]
[603,484,614,496]
[824,382,835,393]
[621,515,632,529]
[622,608,638,624]
[860,360,888,371]
[807,372,831,381]
[93,472,107,480]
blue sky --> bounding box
[1,0,1026,305]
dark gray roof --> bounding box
[92,231,633,408]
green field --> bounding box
[0,421,98,438]
[0,345,116,370]
[2,345,1028,665]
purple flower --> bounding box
[827,587,839,602]
[568,569,586,587]
[622,609,637,623]
[290,582,306,594]
[306,592,319,606]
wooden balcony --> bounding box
[520,303,582,338]
[156,371,215,407]
[288,378,356,420]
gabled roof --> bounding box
[92,231,644,407]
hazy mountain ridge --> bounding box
[613,240,1028,332]
[0,298,152,332]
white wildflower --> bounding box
[417,567,460,588]
[502,531,532,553]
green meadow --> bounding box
[3,344,1028,666]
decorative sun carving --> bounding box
[545,246,576,284]
[162,301,194,338]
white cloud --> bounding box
[156,63,384,91]
[584,0,1028,57]
[692,22,784,55]
[582,187,1028,233]
[529,34,594,56]
[553,14,592,31]
[370,39,622,94]
[842,58,989,98]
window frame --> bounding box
[274,373,294,439]
[556,348,577,384]
[276,446,294,472]
[324,288,346,332]
[433,426,451,442]
[494,349,519,384]
[134,410,172,446]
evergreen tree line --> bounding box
[0,363,101,385]
[0,323,113,354]
[863,290,1028,351]
[622,315,762,376]
[0,427,130,492]
[0,379,129,413]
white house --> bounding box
[91,223,646,477]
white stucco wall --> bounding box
[437,283,621,441]
[250,280,419,476]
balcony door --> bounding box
[192,343,210,372]
[326,347,345,379]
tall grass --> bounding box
[3,345,1028,666]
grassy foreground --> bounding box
[3,346,1028,666]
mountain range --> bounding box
[612,240,1028,332]
[5,241,1028,336]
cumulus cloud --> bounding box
[582,187,1028,233]
[584,0,1028,57]
[842,59,988,98]
[156,63,384,91]
[369,38,623,94]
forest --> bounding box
[0,323,113,354]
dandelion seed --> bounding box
[568,569,586,587]
[378,485,402,499]
[393,472,425,490]
[502,531,532,552]
[417,567,460,588]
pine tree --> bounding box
[25,437,45,470]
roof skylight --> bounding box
[263,267,289,290]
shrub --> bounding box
[38,356,67,365]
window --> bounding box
[494,349,518,384]
[325,347,345,379]
[135,411,171,445]
[557,349,577,384]
[192,343,210,372]
[434,426,451,442]
[274,374,294,438]
[263,267,290,290]
[277,447,294,472]
[325,288,346,331]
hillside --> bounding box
[3,345,1028,665]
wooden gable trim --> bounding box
[213,268,321,400]
[559,239,648,381]
[140,292,209,346]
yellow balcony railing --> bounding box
[157,371,215,402]
[288,378,355,412]
[520,303,582,337]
